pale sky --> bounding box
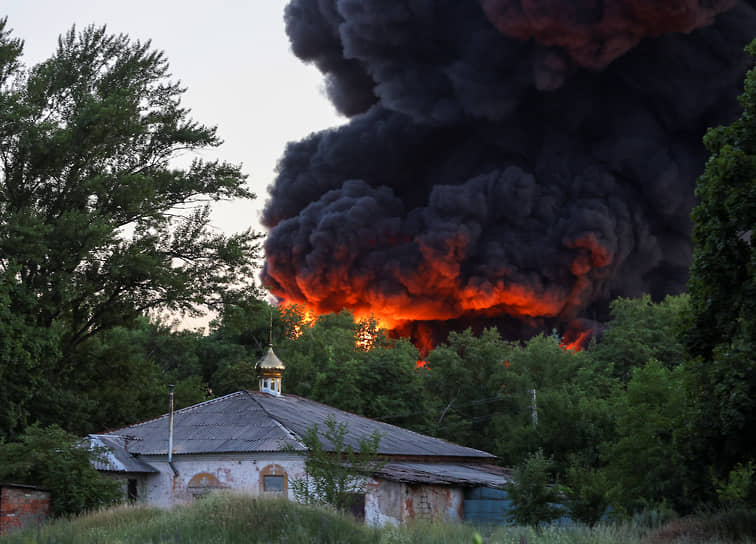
[3,1,344,236]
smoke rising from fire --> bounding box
[262,0,756,345]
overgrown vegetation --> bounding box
[289,415,384,512]
[2,493,755,544]
[0,426,121,516]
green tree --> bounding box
[0,20,261,435]
[490,335,616,471]
[0,269,60,438]
[0,425,122,516]
[591,294,689,380]
[605,359,687,512]
[562,460,612,527]
[682,39,756,494]
[357,337,425,429]
[289,416,383,513]
[423,328,515,451]
[504,449,562,527]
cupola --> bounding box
[256,344,285,396]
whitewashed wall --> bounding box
[134,452,306,508]
[124,454,465,526]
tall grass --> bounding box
[2,494,754,544]
[1,494,380,544]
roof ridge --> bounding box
[244,391,305,449]
[100,391,250,434]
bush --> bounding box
[563,460,612,526]
[0,425,122,516]
[504,449,562,527]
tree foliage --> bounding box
[504,449,562,527]
[0,20,261,438]
[591,294,688,379]
[289,416,383,513]
[0,425,122,516]
[683,39,756,492]
[605,359,688,512]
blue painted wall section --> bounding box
[463,487,512,524]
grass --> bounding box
[2,493,755,544]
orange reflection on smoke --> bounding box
[268,233,609,354]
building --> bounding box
[88,345,511,525]
[0,484,51,535]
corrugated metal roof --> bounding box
[98,391,494,460]
[88,435,158,473]
[102,392,304,455]
[374,463,511,488]
[253,392,495,459]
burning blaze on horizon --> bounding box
[262,0,756,351]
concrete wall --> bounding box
[0,485,51,535]
[133,453,306,508]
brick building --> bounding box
[0,484,51,535]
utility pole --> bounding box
[530,388,538,428]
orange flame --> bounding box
[559,323,592,352]
[267,233,610,353]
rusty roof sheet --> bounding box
[97,391,495,459]
[375,463,512,487]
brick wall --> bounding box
[0,485,51,535]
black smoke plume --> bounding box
[262,0,756,345]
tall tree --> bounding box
[683,39,756,487]
[0,20,261,437]
[591,294,688,380]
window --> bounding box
[187,472,227,500]
[127,479,138,502]
[264,475,284,492]
[348,493,365,521]
[259,464,288,494]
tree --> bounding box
[0,268,60,438]
[591,294,689,380]
[562,459,611,527]
[0,20,261,435]
[682,39,756,492]
[0,425,122,516]
[488,334,616,471]
[605,359,688,512]
[422,328,516,451]
[289,416,383,513]
[504,449,562,527]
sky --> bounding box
[3,0,344,236]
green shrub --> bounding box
[563,461,612,526]
[0,425,122,516]
[713,462,755,507]
[504,449,562,527]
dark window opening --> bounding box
[348,493,365,521]
[127,479,137,502]
[263,475,284,492]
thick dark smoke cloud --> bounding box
[262,0,756,342]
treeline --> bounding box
[0,19,754,521]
